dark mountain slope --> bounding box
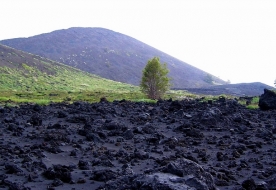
[181,82,276,96]
[0,44,63,75]
[0,27,226,88]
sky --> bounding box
[1,0,276,86]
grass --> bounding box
[0,86,261,110]
[246,104,259,109]
[0,51,199,105]
[0,64,260,107]
[196,94,234,102]
[0,84,261,110]
[0,88,198,105]
[238,96,259,109]
[0,46,261,107]
[246,97,259,109]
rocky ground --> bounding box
[1,97,276,190]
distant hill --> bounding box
[0,27,226,88]
[180,82,276,96]
[0,44,136,93]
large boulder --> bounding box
[161,158,216,190]
[104,158,217,190]
[259,89,276,110]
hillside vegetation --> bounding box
[1,27,226,88]
[0,44,195,105]
[0,44,144,104]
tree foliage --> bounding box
[204,74,214,84]
[140,57,170,99]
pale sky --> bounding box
[1,0,276,86]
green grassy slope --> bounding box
[0,45,260,109]
[0,44,145,104]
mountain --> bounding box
[0,44,135,93]
[0,27,226,88]
[181,82,275,96]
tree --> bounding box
[204,74,213,84]
[140,57,171,99]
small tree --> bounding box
[140,57,170,99]
[204,74,213,84]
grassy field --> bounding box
[0,64,259,107]
[0,44,260,108]
[0,66,140,104]
[0,64,199,105]
[0,44,199,105]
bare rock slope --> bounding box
[0,27,226,88]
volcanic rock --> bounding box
[259,88,276,110]
[0,98,276,189]
[161,158,216,190]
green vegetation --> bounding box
[0,65,142,104]
[0,62,194,105]
[22,63,35,72]
[0,45,262,108]
[0,46,195,105]
[0,63,261,108]
[140,57,171,99]
[0,62,260,108]
[204,74,214,84]
[238,96,259,109]
[195,94,260,109]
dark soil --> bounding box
[0,98,276,189]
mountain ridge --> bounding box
[180,82,275,96]
[0,27,227,88]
